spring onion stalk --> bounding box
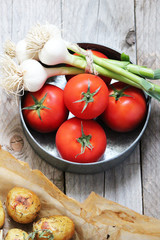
[0,54,140,94]
[65,43,160,100]
[0,54,145,96]
[1,54,160,100]
[0,55,84,94]
[17,23,160,82]
[7,35,159,81]
[67,43,160,80]
[8,23,159,82]
[38,38,89,68]
[97,58,160,80]
[126,64,160,79]
[26,33,154,92]
[67,43,154,91]
[26,34,157,93]
[3,23,160,100]
[92,56,160,89]
[92,63,160,101]
[99,58,160,79]
[94,60,153,91]
[4,36,145,89]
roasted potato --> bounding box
[0,200,5,228]
[5,228,28,240]
[33,215,75,240]
[6,187,41,224]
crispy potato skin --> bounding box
[33,215,75,240]
[5,228,28,240]
[0,200,5,228]
[6,187,41,224]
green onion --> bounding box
[67,43,160,101]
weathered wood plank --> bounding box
[104,148,142,213]
[135,0,160,218]
[1,0,159,219]
[0,0,12,52]
[63,0,142,213]
[0,0,64,191]
[97,0,136,58]
[61,0,100,43]
[65,173,104,202]
[11,0,62,41]
[61,0,105,202]
[97,0,142,213]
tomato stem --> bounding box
[74,79,101,113]
[22,93,50,120]
[110,85,133,101]
[76,122,93,157]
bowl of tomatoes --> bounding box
[19,43,151,174]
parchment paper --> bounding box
[0,146,160,240]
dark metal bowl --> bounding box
[19,43,151,174]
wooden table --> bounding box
[0,0,160,220]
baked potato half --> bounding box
[0,200,5,228]
[5,228,28,240]
[6,187,41,224]
[33,215,75,240]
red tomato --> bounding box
[66,50,112,85]
[101,82,147,132]
[64,73,109,119]
[22,84,69,133]
[56,117,107,163]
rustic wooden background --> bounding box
[0,0,160,220]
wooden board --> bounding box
[135,0,160,218]
[0,0,160,222]
[63,0,142,214]
[0,0,64,192]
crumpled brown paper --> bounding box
[0,146,160,240]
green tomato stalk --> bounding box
[22,93,50,120]
[76,122,93,158]
[74,79,101,113]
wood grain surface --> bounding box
[136,0,160,218]
[0,0,160,221]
